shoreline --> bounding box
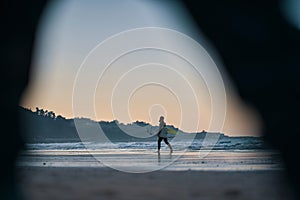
[17,165,285,172]
[17,149,283,171]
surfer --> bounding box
[157,116,173,153]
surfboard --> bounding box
[167,128,177,134]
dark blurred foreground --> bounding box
[0,1,47,199]
[183,0,300,197]
[19,167,294,200]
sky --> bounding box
[21,0,263,136]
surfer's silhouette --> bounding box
[157,116,173,153]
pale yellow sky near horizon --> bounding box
[20,0,262,136]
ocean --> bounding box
[17,138,283,173]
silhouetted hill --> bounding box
[19,107,256,144]
[20,107,163,143]
[20,107,79,143]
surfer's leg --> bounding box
[164,138,173,153]
[163,138,169,145]
[168,144,173,153]
[158,137,163,151]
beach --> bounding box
[18,166,295,200]
[16,143,296,200]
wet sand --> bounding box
[18,167,295,200]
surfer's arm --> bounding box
[156,126,164,136]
